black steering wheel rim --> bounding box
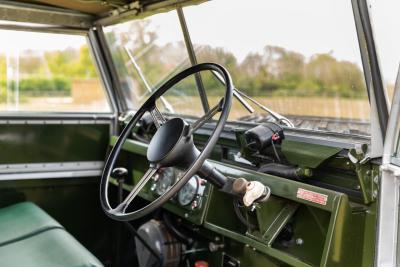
[100,63,233,221]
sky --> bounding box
[184,0,362,64]
[0,0,399,84]
[369,0,400,85]
[0,27,85,51]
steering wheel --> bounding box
[100,63,233,221]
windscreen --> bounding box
[105,0,371,136]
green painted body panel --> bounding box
[281,140,342,168]
[0,124,110,163]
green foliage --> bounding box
[226,46,367,98]
[0,44,96,101]
[44,46,98,78]
[8,77,70,94]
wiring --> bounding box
[232,199,257,230]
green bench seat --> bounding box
[0,202,102,267]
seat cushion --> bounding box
[0,202,61,245]
[0,202,103,267]
[0,228,102,267]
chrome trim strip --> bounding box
[0,170,102,181]
[0,112,114,120]
[0,119,111,125]
[0,161,104,174]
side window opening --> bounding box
[0,29,111,113]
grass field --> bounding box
[161,95,371,121]
[0,77,371,121]
[0,94,370,122]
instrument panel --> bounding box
[150,167,207,211]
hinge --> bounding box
[348,144,377,204]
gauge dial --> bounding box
[154,168,175,195]
[178,176,199,206]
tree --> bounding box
[263,45,305,86]
[305,53,366,97]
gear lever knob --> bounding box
[232,177,271,207]
[112,167,128,182]
[232,178,249,194]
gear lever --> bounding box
[232,178,271,207]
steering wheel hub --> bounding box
[147,118,195,167]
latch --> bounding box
[348,143,377,203]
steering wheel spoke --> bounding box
[150,106,167,129]
[189,99,224,135]
[114,166,159,213]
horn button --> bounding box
[147,118,198,167]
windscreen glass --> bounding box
[106,1,371,136]
[104,10,205,116]
[183,0,370,135]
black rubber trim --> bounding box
[0,226,65,247]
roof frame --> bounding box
[0,0,94,29]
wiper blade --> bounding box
[211,70,294,128]
[124,46,174,113]
[209,70,254,113]
[233,90,294,127]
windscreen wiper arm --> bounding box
[124,46,174,113]
[211,70,294,128]
[234,89,294,127]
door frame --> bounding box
[375,67,400,266]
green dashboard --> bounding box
[110,136,373,267]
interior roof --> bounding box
[14,0,161,15]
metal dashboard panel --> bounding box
[112,136,365,267]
